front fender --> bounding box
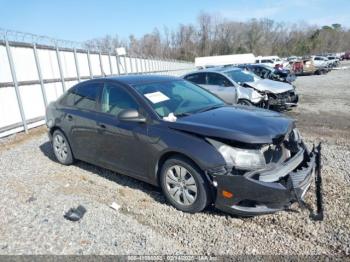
[236,86,264,104]
[147,124,226,184]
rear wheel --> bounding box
[237,99,253,106]
[160,156,211,213]
[52,129,74,165]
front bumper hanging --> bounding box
[315,143,324,220]
[212,143,323,219]
[290,143,323,221]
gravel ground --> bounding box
[0,63,349,256]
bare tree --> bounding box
[84,12,350,60]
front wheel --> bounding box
[160,156,211,213]
[52,129,74,165]
[237,99,253,106]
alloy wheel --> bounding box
[53,134,68,162]
[165,165,198,206]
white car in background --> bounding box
[255,56,284,67]
[311,56,331,68]
[326,55,340,67]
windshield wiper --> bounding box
[174,112,192,117]
[194,104,224,114]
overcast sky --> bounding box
[0,0,349,42]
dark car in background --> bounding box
[46,75,319,216]
[238,64,296,84]
[341,51,350,60]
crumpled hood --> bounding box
[165,106,294,144]
[246,79,294,94]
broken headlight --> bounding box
[250,90,264,103]
[207,139,266,170]
[292,128,301,142]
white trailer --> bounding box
[195,53,256,68]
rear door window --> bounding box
[207,73,232,86]
[184,73,206,85]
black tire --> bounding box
[160,156,211,213]
[237,99,253,106]
[52,129,74,165]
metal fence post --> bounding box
[157,58,160,73]
[152,57,156,73]
[149,57,153,73]
[152,58,156,73]
[73,48,80,82]
[158,58,161,74]
[115,54,121,75]
[87,50,93,79]
[135,57,139,74]
[168,59,170,74]
[144,56,149,74]
[154,57,158,73]
[140,57,144,74]
[164,59,167,74]
[56,47,66,92]
[129,56,133,74]
[99,52,104,76]
[123,55,128,75]
[108,52,113,75]
[5,39,28,133]
[147,57,151,74]
[33,43,48,107]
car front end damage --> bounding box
[267,89,299,109]
[236,85,269,107]
[238,87,299,110]
[206,129,323,218]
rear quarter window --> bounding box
[60,83,100,111]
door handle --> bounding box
[67,114,73,121]
[98,123,106,129]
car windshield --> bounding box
[223,69,260,84]
[134,80,225,118]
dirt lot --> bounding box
[288,62,350,144]
[0,63,349,256]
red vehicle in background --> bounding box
[341,51,350,60]
[290,61,303,74]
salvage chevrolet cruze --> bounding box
[46,75,320,216]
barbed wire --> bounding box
[0,28,191,62]
[0,28,87,50]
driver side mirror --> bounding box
[118,109,146,123]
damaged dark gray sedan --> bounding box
[46,75,322,217]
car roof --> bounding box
[194,66,241,74]
[240,64,273,70]
[105,74,180,85]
